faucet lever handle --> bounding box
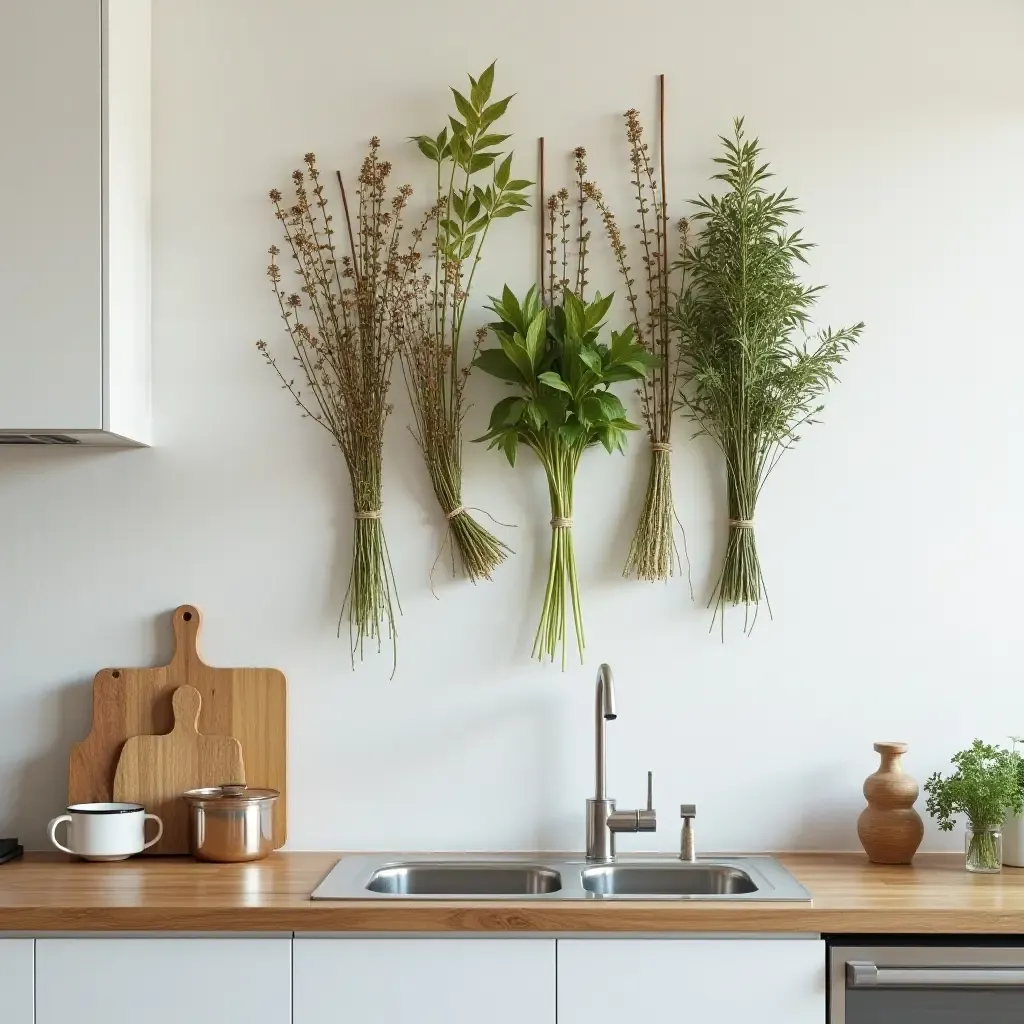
[646,770,654,812]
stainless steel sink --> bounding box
[311,668,811,905]
[365,862,562,896]
[581,862,757,897]
[311,854,811,902]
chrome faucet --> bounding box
[585,664,657,862]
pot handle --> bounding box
[141,814,164,850]
[48,814,73,855]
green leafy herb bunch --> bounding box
[474,285,655,666]
[924,740,1024,871]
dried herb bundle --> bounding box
[587,92,689,584]
[399,63,532,584]
[672,120,863,631]
[258,146,406,667]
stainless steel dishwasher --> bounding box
[830,942,1024,1022]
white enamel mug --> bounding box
[48,803,163,861]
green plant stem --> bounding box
[967,826,1000,871]
[437,158,459,360]
[715,439,767,631]
[624,448,686,583]
[533,438,585,667]
[342,515,399,672]
[426,444,511,583]
[341,454,399,674]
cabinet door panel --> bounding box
[0,0,103,428]
[294,937,556,1024]
[558,937,825,1024]
[36,938,291,1024]
[0,938,33,1024]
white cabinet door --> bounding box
[0,0,150,443]
[0,938,33,1024]
[36,938,291,1024]
[294,937,556,1024]
[558,938,825,1024]
[0,0,104,429]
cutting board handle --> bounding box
[170,605,206,671]
[171,685,203,735]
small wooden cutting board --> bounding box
[113,685,246,855]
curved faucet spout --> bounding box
[595,664,616,800]
[596,663,617,721]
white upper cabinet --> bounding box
[558,937,826,1024]
[0,0,151,446]
[294,937,557,1024]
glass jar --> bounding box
[965,824,1002,873]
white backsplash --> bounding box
[2,0,1023,852]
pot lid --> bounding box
[183,784,279,805]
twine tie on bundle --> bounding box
[650,442,673,453]
[445,505,466,520]
[354,508,382,520]
[550,517,573,529]
[729,519,755,529]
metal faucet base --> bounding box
[586,798,618,863]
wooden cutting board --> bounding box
[69,604,287,848]
[113,685,246,854]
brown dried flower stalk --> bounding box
[257,145,409,669]
[397,63,532,584]
[586,94,690,585]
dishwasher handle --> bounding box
[848,961,1024,990]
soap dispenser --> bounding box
[679,804,696,861]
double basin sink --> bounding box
[311,854,811,901]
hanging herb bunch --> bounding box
[257,145,405,668]
[475,152,656,666]
[672,119,864,632]
[398,63,533,584]
[586,84,690,585]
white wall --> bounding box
[2,0,1023,853]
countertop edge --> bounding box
[2,852,1024,934]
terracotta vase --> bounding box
[857,741,924,865]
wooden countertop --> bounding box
[2,852,1024,933]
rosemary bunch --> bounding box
[587,104,688,583]
[257,146,404,668]
[475,286,653,666]
[672,120,863,631]
[399,63,532,584]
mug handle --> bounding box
[47,814,73,855]
[141,813,164,850]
